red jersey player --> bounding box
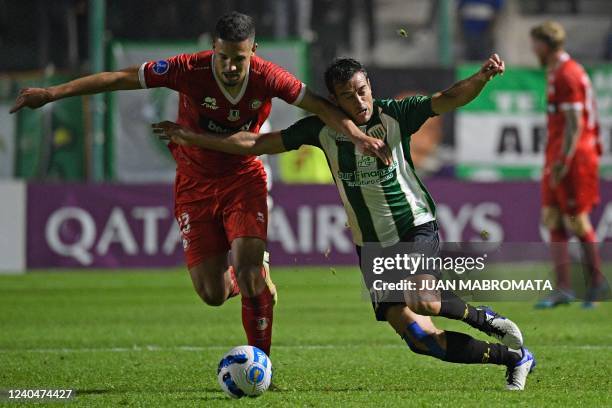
[530,21,606,308]
[10,12,390,355]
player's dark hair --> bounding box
[324,58,368,95]
[215,12,256,42]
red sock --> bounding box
[578,230,603,286]
[227,266,240,299]
[550,228,571,290]
[241,282,274,356]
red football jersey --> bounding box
[545,52,601,163]
[139,51,305,178]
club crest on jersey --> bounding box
[152,60,169,75]
[250,99,262,110]
[227,109,241,122]
[367,123,386,140]
[201,96,218,110]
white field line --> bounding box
[0,344,610,354]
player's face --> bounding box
[531,38,550,67]
[331,72,374,125]
[213,38,256,87]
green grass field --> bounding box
[1,267,610,407]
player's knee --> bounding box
[402,322,445,359]
[199,291,226,306]
[565,214,591,237]
[410,300,440,316]
[192,280,226,306]
[542,208,561,230]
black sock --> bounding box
[444,331,521,366]
[439,291,487,330]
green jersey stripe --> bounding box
[335,141,379,242]
[318,133,364,244]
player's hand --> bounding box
[10,88,53,113]
[354,135,393,165]
[152,121,198,147]
[478,53,505,82]
[550,161,569,187]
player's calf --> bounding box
[401,321,445,359]
[400,321,522,366]
[438,290,524,349]
[403,277,524,349]
[232,240,275,355]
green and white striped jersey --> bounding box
[281,95,437,247]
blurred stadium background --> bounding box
[0,0,611,271]
[1,2,612,405]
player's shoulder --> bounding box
[558,58,585,80]
[184,50,214,67]
[166,50,212,71]
[250,54,287,78]
[375,95,431,118]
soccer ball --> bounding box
[217,345,272,398]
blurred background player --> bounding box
[153,56,537,391]
[530,21,607,309]
[9,11,390,356]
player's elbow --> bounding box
[109,70,141,90]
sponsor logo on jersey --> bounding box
[227,109,241,122]
[200,117,253,134]
[256,212,265,223]
[152,60,170,75]
[337,160,398,187]
[201,96,219,110]
[250,99,262,110]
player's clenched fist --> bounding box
[10,88,53,113]
[478,53,505,81]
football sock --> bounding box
[550,228,571,290]
[226,266,240,299]
[578,229,603,287]
[241,280,274,356]
[438,291,489,331]
[443,331,521,366]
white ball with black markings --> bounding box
[217,345,272,398]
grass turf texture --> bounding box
[0,267,610,407]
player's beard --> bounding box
[539,56,547,68]
[222,72,243,87]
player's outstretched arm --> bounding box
[152,121,287,156]
[10,66,142,114]
[297,89,392,165]
[431,53,505,115]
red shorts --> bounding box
[541,153,599,215]
[174,169,268,268]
